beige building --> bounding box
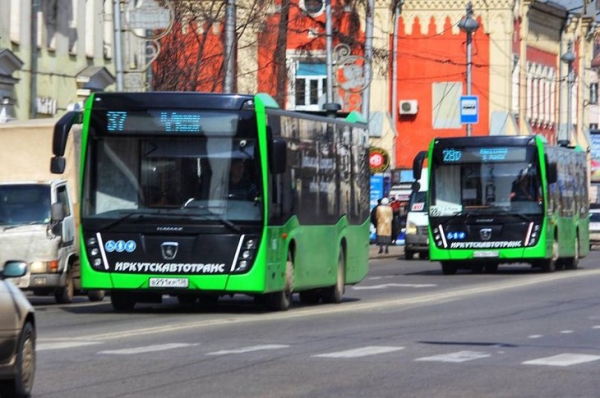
[0,0,119,122]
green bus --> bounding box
[412,135,589,274]
[50,92,370,311]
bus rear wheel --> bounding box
[265,251,294,311]
[322,248,345,304]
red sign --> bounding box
[369,147,389,173]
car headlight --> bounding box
[29,260,59,273]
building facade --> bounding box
[2,0,600,186]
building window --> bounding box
[590,82,598,105]
[295,63,327,111]
[432,82,461,129]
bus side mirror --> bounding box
[413,151,427,180]
[411,181,421,192]
[51,111,81,174]
[546,162,558,184]
[270,139,287,175]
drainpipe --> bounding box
[391,0,403,127]
[362,0,374,119]
[30,0,39,118]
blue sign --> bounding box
[460,95,479,124]
[370,175,384,208]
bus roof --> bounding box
[89,92,257,111]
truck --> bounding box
[0,119,104,303]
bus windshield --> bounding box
[83,119,262,223]
[430,146,542,216]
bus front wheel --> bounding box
[265,251,294,311]
[541,240,558,273]
[322,248,345,304]
[441,261,457,275]
[563,236,580,270]
[111,291,136,312]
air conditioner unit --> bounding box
[399,100,418,115]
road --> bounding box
[29,251,600,398]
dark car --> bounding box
[0,262,36,397]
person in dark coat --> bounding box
[371,198,382,229]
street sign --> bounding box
[460,95,479,124]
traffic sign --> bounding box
[460,95,479,124]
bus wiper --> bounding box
[98,212,144,231]
[215,216,242,233]
[488,206,532,222]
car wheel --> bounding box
[6,322,36,398]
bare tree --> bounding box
[153,0,387,107]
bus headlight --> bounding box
[232,235,260,273]
[406,222,417,235]
[85,233,106,270]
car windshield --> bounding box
[0,185,51,225]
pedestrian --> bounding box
[370,198,382,229]
[390,196,401,244]
[375,197,393,254]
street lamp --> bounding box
[458,2,479,137]
[560,40,575,147]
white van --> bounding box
[404,168,428,260]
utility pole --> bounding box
[325,0,333,104]
[224,0,236,93]
[560,40,575,146]
[458,2,479,137]
[113,0,124,91]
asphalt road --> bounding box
[28,250,600,398]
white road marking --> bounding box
[353,283,437,290]
[560,330,574,334]
[98,343,198,355]
[528,335,543,339]
[523,353,600,367]
[313,346,404,358]
[593,325,600,329]
[37,341,102,351]
[48,268,600,343]
[415,350,491,363]
[206,344,289,355]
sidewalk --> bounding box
[369,243,404,260]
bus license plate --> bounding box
[149,278,189,288]
[473,251,499,258]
